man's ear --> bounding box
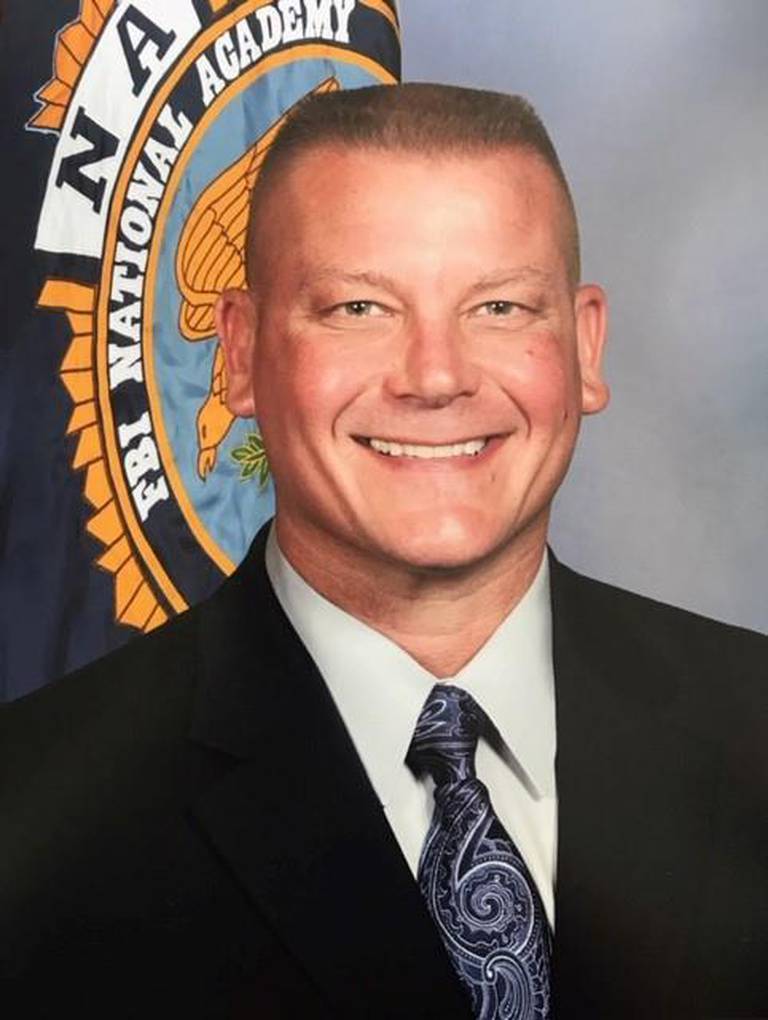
[215,288,258,418]
[574,283,610,415]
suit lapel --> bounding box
[187,523,471,1019]
[549,555,721,1013]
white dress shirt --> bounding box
[265,524,558,927]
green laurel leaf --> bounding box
[230,431,271,487]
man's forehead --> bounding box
[249,141,577,287]
[295,264,559,293]
[264,143,568,241]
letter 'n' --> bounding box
[55,106,119,213]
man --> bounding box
[1,84,765,1019]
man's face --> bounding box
[219,145,607,573]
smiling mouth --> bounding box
[353,434,506,459]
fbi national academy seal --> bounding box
[30,0,400,631]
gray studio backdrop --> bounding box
[400,0,767,634]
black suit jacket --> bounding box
[1,522,766,1018]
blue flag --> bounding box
[0,0,401,700]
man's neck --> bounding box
[273,516,549,678]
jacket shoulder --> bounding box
[550,555,767,747]
[0,602,222,871]
[1,602,201,760]
[554,557,766,652]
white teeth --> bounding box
[368,437,488,458]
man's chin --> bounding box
[371,528,505,576]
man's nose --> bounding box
[384,315,481,407]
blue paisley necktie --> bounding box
[407,684,552,1020]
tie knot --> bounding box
[407,684,482,787]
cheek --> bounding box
[500,333,578,424]
[265,339,364,435]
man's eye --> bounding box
[336,300,384,317]
[476,300,519,316]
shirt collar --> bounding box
[265,524,555,805]
[448,559,555,797]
